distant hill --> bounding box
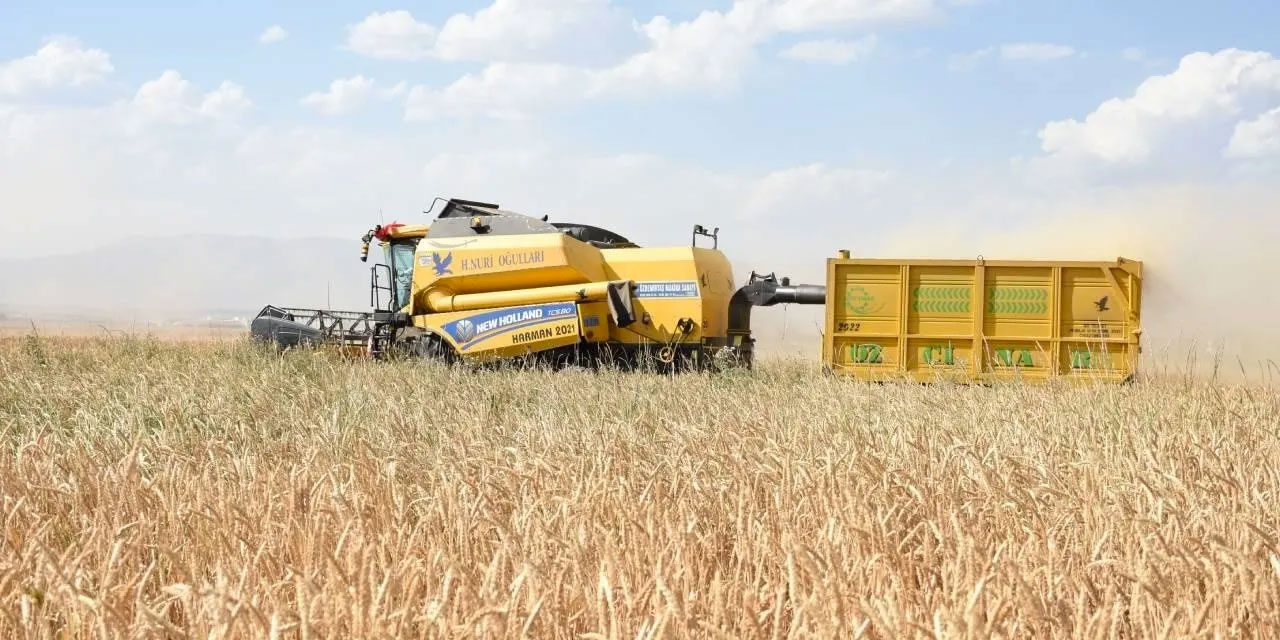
[0,235,372,321]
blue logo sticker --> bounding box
[430,251,453,276]
[635,281,699,298]
[453,318,476,342]
[442,302,577,348]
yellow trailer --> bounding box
[822,255,1143,382]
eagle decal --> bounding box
[431,251,454,277]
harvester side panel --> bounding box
[413,233,609,302]
[599,246,736,346]
[416,302,583,359]
[410,229,736,359]
[823,257,1143,383]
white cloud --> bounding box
[300,76,409,116]
[348,0,935,68]
[200,82,253,119]
[406,63,590,120]
[381,81,408,99]
[433,0,642,64]
[132,71,193,119]
[601,0,933,86]
[1122,46,1145,62]
[1000,42,1075,61]
[345,10,438,61]
[594,9,760,93]
[949,42,1075,71]
[1039,49,1280,164]
[1226,107,1280,158]
[132,70,251,124]
[743,163,891,218]
[0,36,113,96]
[258,25,289,44]
[403,3,764,120]
[301,75,377,116]
[344,1,641,65]
[780,36,878,64]
[402,0,948,120]
[765,0,938,32]
[947,46,992,71]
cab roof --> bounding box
[432,197,635,247]
[381,224,429,240]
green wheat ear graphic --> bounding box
[911,287,972,313]
[986,288,1049,313]
[844,286,880,315]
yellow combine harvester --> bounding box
[252,198,820,369]
[252,197,1144,381]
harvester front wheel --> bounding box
[382,329,457,363]
[409,334,458,364]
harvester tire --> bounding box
[411,335,458,364]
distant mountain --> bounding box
[0,235,374,320]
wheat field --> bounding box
[1,336,1278,638]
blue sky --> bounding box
[4,0,1277,175]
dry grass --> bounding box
[0,322,244,341]
[1,335,1278,638]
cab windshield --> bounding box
[388,242,417,310]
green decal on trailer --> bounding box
[987,288,1049,314]
[911,287,972,313]
[843,286,881,315]
[994,349,1035,367]
[848,344,884,364]
[922,344,956,366]
[1070,349,1114,370]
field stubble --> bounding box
[1,336,1278,638]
